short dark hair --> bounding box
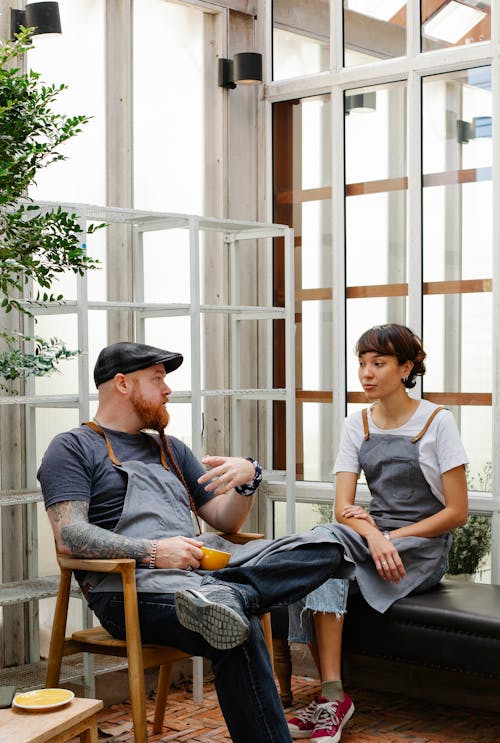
[356,323,426,389]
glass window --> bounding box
[273,0,330,80]
[273,97,332,479]
[274,499,333,537]
[422,68,492,282]
[345,82,407,369]
[422,0,491,52]
[133,0,204,213]
[344,0,406,66]
[27,0,106,205]
[422,66,492,493]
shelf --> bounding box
[0,490,43,506]
[0,654,128,692]
[0,576,79,606]
[20,300,287,320]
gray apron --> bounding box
[81,424,353,595]
[317,406,451,612]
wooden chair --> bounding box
[46,534,273,743]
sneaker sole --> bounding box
[311,702,355,743]
[288,725,314,739]
[175,589,249,650]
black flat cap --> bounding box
[94,342,183,387]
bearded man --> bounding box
[38,342,352,743]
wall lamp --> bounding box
[457,116,492,144]
[11,2,62,40]
[345,92,377,114]
[218,53,263,89]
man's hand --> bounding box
[155,536,204,570]
[198,456,255,495]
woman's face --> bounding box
[358,351,412,402]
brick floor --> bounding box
[91,674,500,742]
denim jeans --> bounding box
[288,546,450,645]
[90,541,344,743]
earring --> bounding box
[402,375,408,383]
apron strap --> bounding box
[84,420,123,465]
[83,421,202,535]
[362,408,370,441]
[411,406,446,443]
[362,405,446,444]
[143,432,170,470]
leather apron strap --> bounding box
[84,421,202,534]
[362,408,370,441]
[411,406,445,443]
[362,405,446,444]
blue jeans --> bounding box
[90,541,345,743]
[288,551,450,644]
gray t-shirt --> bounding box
[37,424,215,531]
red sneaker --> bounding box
[287,696,323,738]
[310,694,355,742]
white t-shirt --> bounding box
[333,399,468,504]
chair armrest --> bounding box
[57,554,136,576]
[219,532,265,544]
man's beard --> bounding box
[130,387,170,432]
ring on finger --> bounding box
[381,560,389,567]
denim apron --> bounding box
[313,406,451,613]
[80,423,353,597]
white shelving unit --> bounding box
[0,202,295,689]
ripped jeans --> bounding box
[288,533,450,645]
[288,577,349,643]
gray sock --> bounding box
[321,680,344,702]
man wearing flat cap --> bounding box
[38,341,352,743]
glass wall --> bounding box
[273,96,333,481]
[19,1,207,578]
[345,81,407,378]
[269,0,497,580]
[133,0,204,214]
[422,66,492,488]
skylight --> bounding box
[346,0,406,23]
[422,1,486,44]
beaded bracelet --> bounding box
[149,540,158,569]
[235,457,263,497]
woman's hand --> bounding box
[342,505,376,526]
[365,531,406,584]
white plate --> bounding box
[13,688,75,711]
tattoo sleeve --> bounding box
[48,500,151,561]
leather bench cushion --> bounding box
[344,581,500,678]
[378,580,500,635]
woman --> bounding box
[287,323,468,742]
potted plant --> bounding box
[446,514,491,579]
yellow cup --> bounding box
[199,546,231,570]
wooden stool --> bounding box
[0,697,102,743]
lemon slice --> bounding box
[13,688,74,710]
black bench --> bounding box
[271,579,500,712]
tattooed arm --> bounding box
[48,500,152,561]
[47,500,204,569]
